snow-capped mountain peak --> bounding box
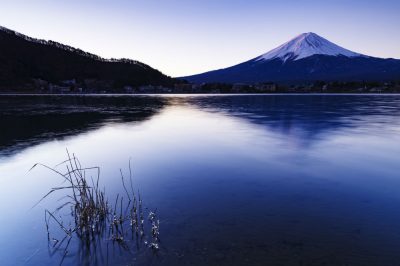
[257,32,365,62]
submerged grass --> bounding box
[30,150,160,264]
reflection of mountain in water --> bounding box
[0,95,167,157]
[2,95,400,157]
[187,95,400,143]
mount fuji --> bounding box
[183,33,400,84]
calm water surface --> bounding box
[1,94,400,265]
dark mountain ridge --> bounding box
[0,26,175,91]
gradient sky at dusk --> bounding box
[1,0,399,77]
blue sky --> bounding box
[1,0,399,77]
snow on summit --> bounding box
[258,32,365,62]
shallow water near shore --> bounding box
[1,94,400,265]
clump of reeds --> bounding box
[31,150,160,263]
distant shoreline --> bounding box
[1,92,400,96]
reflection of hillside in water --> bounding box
[2,94,400,157]
[187,95,400,143]
[0,95,167,157]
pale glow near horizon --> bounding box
[1,0,399,77]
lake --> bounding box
[1,94,400,266]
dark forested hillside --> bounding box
[0,26,175,92]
